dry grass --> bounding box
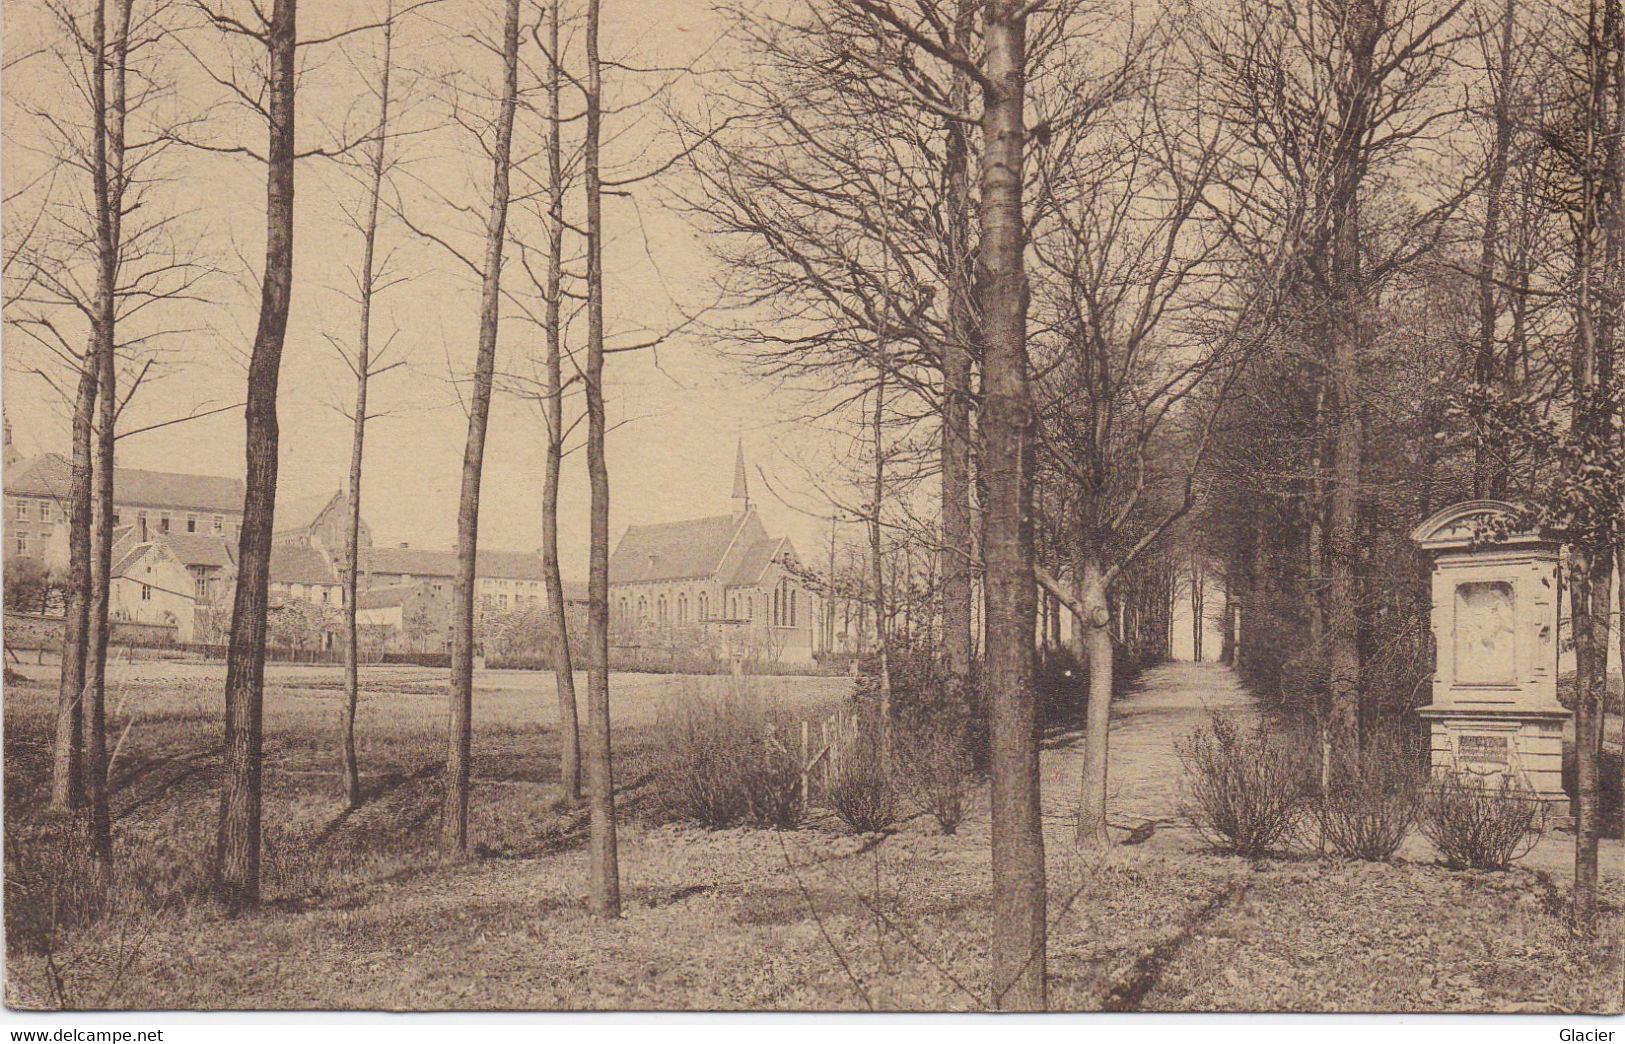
[2,658,844,995]
[4,658,1620,1012]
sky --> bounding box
[2,0,860,579]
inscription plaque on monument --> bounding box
[1456,734,1509,765]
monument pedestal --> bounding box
[1418,706,1570,817]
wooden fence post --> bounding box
[800,719,810,805]
[821,718,831,793]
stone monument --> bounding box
[1411,500,1569,810]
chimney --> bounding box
[138,515,148,542]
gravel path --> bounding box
[1040,661,1254,849]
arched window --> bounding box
[698,591,708,621]
[638,596,648,621]
[746,596,753,620]
[657,594,667,624]
[730,595,738,618]
[618,596,628,620]
[790,589,797,627]
[677,594,688,624]
[772,586,780,626]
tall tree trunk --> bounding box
[1322,0,1379,769]
[542,0,581,803]
[52,0,123,818]
[1570,550,1611,926]
[1191,557,1205,662]
[342,2,395,812]
[443,0,520,858]
[1569,0,1622,927]
[217,0,296,913]
[52,351,95,814]
[583,0,621,918]
[939,0,976,697]
[978,0,1044,1010]
[87,305,115,865]
[1075,556,1112,847]
[83,0,130,864]
[869,348,892,728]
[1472,0,1518,498]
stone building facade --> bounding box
[608,444,820,664]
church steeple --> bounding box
[732,437,750,516]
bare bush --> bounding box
[1311,731,1424,861]
[892,712,975,834]
[652,684,804,829]
[1178,712,1310,857]
[1418,770,1546,871]
[826,734,898,834]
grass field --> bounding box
[3,659,1619,1012]
[2,659,846,993]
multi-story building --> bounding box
[5,425,244,570]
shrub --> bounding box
[745,734,806,830]
[1312,732,1423,861]
[1178,712,1310,857]
[827,733,898,834]
[1418,770,1545,870]
[893,711,975,834]
[653,684,804,830]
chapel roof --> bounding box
[608,512,749,583]
[727,536,789,587]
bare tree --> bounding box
[1028,30,1293,843]
[582,0,621,919]
[83,0,138,864]
[1470,0,1521,497]
[209,0,297,912]
[978,0,1045,1011]
[328,0,408,810]
[8,0,195,829]
[443,0,522,858]
[938,0,977,698]
[539,0,581,803]
[1554,0,1621,929]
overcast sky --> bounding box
[3,0,866,578]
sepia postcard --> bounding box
[0,0,1620,1020]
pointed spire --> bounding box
[732,436,750,515]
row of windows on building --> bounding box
[11,498,238,539]
[119,508,238,538]
[11,499,55,524]
[480,592,543,612]
[613,581,802,628]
